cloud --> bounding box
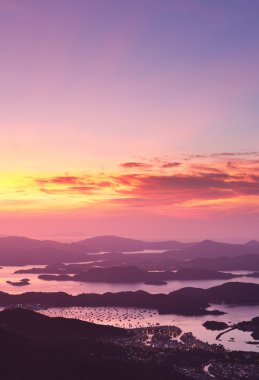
[120,162,151,169]
[36,176,83,186]
[161,162,182,168]
[112,169,259,210]
[120,159,182,170]
[226,161,237,170]
[186,152,259,160]
[36,174,114,197]
[211,152,259,157]
[31,155,259,214]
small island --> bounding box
[203,321,229,331]
[6,278,30,287]
[144,280,167,285]
[38,274,72,281]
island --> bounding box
[144,280,167,285]
[22,265,240,284]
[38,274,72,281]
[203,321,229,331]
[6,278,30,287]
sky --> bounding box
[0,0,259,241]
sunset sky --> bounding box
[1,0,259,241]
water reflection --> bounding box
[0,266,259,295]
[40,304,259,352]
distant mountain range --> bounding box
[166,239,259,259]
[0,235,258,266]
[76,235,195,252]
[185,253,259,271]
[0,235,194,265]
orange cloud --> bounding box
[1,154,259,218]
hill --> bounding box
[166,240,259,260]
[0,236,88,265]
[76,235,193,252]
[0,307,126,340]
[72,266,237,283]
[0,235,259,266]
[28,265,237,282]
[186,254,259,271]
[0,308,174,380]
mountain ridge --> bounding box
[0,235,258,265]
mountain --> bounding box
[0,235,259,266]
[76,235,194,252]
[0,236,74,251]
[0,236,88,265]
[0,235,192,265]
[72,266,237,283]
[205,282,259,304]
[17,264,237,282]
[0,282,259,316]
[74,265,148,283]
[166,239,259,260]
[0,308,214,380]
[0,307,126,341]
[245,240,259,248]
[173,282,259,305]
[0,289,214,315]
[0,308,146,380]
[185,254,259,271]
[1,282,259,315]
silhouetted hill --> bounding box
[0,288,218,316]
[1,235,259,266]
[0,308,126,341]
[237,316,259,340]
[37,265,237,283]
[167,282,259,306]
[0,307,220,380]
[205,282,259,304]
[0,236,88,265]
[171,268,236,280]
[169,282,259,305]
[77,235,193,252]
[15,262,93,274]
[167,240,259,260]
[0,307,257,380]
[74,265,148,282]
[0,236,87,252]
[0,308,172,380]
[203,321,229,331]
[186,254,259,271]
[0,282,258,318]
[0,235,193,266]
[245,240,259,248]
[2,282,259,315]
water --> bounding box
[90,250,165,255]
[1,266,259,295]
[40,304,259,352]
[1,266,259,351]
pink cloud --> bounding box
[161,162,182,169]
[29,156,259,220]
[120,162,150,169]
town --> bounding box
[105,326,259,379]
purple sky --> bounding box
[0,0,259,241]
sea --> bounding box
[1,265,259,352]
